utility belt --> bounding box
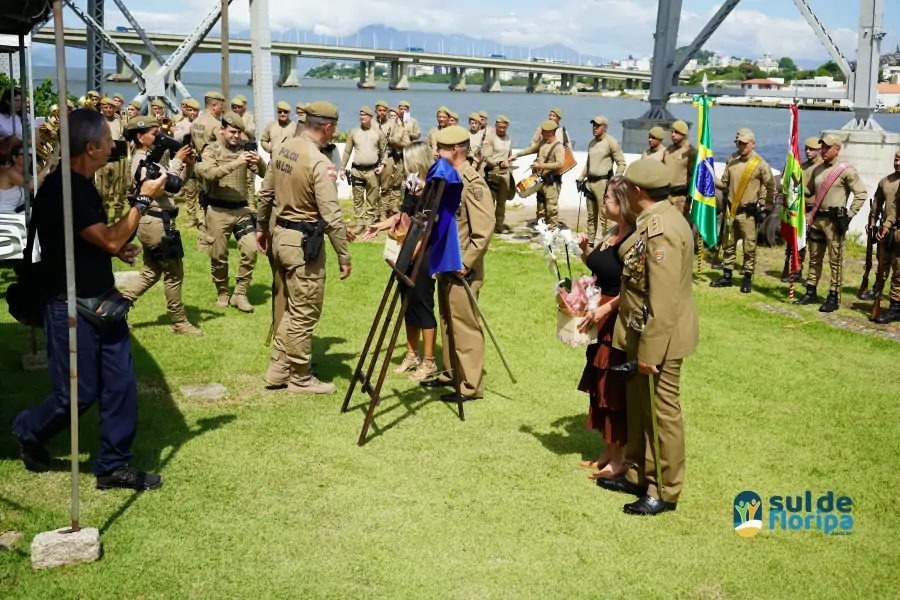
[816,207,851,237]
[670,184,690,196]
[736,202,762,216]
[276,218,326,261]
[204,197,248,210]
[586,170,613,183]
[543,174,562,185]
[146,207,184,261]
[353,163,377,172]
[146,207,179,220]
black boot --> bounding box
[819,291,840,313]
[710,269,733,288]
[858,287,882,302]
[740,275,752,294]
[781,269,802,283]
[795,286,819,305]
[874,300,900,324]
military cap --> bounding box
[99,97,116,107]
[590,115,609,126]
[305,100,339,120]
[549,107,562,119]
[819,134,842,148]
[648,126,665,140]
[495,115,510,124]
[359,105,374,116]
[389,107,400,115]
[437,106,449,114]
[204,91,225,101]
[298,113,307,123]
[276,100,291,111]
[375,100,389,109]
[128,100,142,110]
[468,112,481,122]
[234,94,248,104]
[435,125,470,146]
[448,110,459,120]
[124,115,159,132]
[399,100,411,108]
[113,93,124,101]
[671,120,689,135]
[66,99,75,108]
[184,98,200,109]
[296,102,306,111]
[150,99,165,109]
[540,119,559,132]
[804,137,821,150]
[231,97,245,107]
[736,129,756,143]
[625,158,670,191]
[86,90,100,99]
[478,110,488,118]
[221,111,245,132]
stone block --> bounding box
[31,527,101,569]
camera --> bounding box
[143,161,184,194]
[147,133,183,164]
[235,140,258,152]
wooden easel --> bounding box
[341,179,465,446]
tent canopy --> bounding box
[0,1,52,36]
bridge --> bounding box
[33,27,655,93]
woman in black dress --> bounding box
[576,175,636,479]
[362,141,438,381]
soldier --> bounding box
[662,120,697,218]
[375,101,409,218]
[295,102,306,123]
[862,150,900,305]
[173,99,189,124]
[174,98,202,227]
[95,97,128,222]
[467,111,491,174]
[258,101,351,394]
[399,100,420,141]
[340,106,383,232]
[231,94,256,141]
[112,93,125,118]
[121,116,203,336]
[150,99,166,119]
[425,107,449,154]
[529,108,572,150]
[447,110,460,127]
[642,127,666,161]
[796,134,867,312]
[577,115,626,242]
[514,120,566,228]
[482,115,513,233]
[782,137,823,282]
[195,112,266,312]
[478,110,494,137]
[419,125,494,401]
[261,101,295,154]
[126,100,141,120]
[873,150,900,324]
[596,158,698,516]
[709,129,775,293]
[190,91,226,155]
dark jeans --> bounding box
[14,301,138,476]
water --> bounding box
[34,67,900,169]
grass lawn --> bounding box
[1,214,899,599]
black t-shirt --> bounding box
[585,233,631,297]
[33,168,115,297]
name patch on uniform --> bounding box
[278,146,299,162]
[653,247,665,264]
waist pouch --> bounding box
[75,287,132,331]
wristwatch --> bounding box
[129,194,152,215]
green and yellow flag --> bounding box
[689,95,718,248]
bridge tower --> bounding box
[86,0,104,94]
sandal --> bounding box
[410,358,438,382]
[393,352,419,374]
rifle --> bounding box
[858,200,883,299]
[473,128,488,172]
[871,236,886,321]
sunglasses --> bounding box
[277,110,289,114]
[11,147,23,157]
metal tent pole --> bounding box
[18,35,32,207]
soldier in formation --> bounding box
[95,97,127,222]
[513,120,565,228]
[261,101,295,154]
[641,127,666,161]
[662,120,696,219]
[781,137,823,282]
[577,115,626,243]
[865,150,900,324]
[482,115,514,233]
[340,105,383,233]
[399,100,420,141]
[375,100,410,218]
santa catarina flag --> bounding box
[780,103,806,273]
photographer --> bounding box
[120,115,203,336]
[12,109,166,490]
[195,112,265,313]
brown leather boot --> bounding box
[264,351,291,388]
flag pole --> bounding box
[695,74,710,282]
[788,101,796,305]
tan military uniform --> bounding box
[530,125,571,149]
[425,126,442,155]
[239,113,259,207]
[613,200,699,504]
[641,146,666,161]
[172,116,201,227]
[718,151,775,275]
[122,150,193,325]
[483,132,514,233]
[804,158,867,294]
[260,120,294,154]
[190,110,221,154]
[403,116,421,141]
[95,115,127,221]
[195,141,266,300]
[534,141,566,228]
[378,119,410,217]
[434,161,494,397]
[341,125,384,226]
[662,140,697,215]
[260,132,351,385]
[871,172,900,299]
[579,133,626,241]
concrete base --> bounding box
[31,527,101,570]
[621,117,680,154]
[819,126,900,235]
[356,82,376,89]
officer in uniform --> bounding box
[482,115,514,233]
[796,134,867,312]
[710,129,775,293]
[642,127,666,161]
[577,115,626,242]
[399,100,420,141]
[596,158,699,516]
[447,110,460,127]
[375,101,409,218]
[258,101,351,395]
[873,150,900,323]
[295,102,306,123]
[126,100,141,120]
[121,116,203,336]
[112,93,125,117]
[467,111,491,174]
[195,112,266,312]
[782,137,823,282]
[862,150,900,306]
[662,120,697,218]
[173,99,189,124]
[261,101,295,153]
[231,94,256,140]
[478,110,495,137]
[528,108,572,150]
[150,99,166,119]
[190,91,226,154]
[425,106,450,155]
[340,106,383,232]
[419,125,494,401]
[95,97,127,222]
[173,98,202,227]
[515,120,566,228]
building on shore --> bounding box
[755,54,780,74]
[740,78,784,91]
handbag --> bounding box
[5,217,45,327]
[75,287,132,331]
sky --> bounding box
[47,0,900,64]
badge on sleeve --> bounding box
[653,247,665,264]
[473,187,483,200]
[326,165,337,180]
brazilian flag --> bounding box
[689,95,718,248]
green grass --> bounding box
[1,218,899,599]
